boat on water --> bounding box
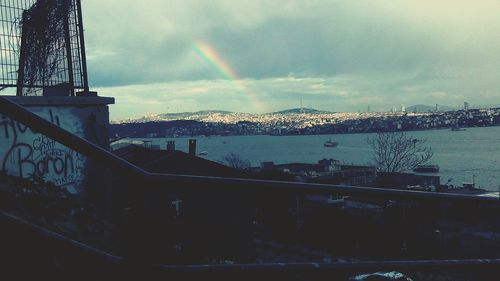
[324,138,338,147]
[197,151,209,156]
[413,164,440,173]
[450,126,466,131]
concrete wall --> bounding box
[0,96,114,194]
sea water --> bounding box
[116,126,500,191]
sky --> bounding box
[79,0,500,120]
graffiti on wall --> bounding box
[0,109,85,190]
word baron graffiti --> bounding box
[1,113,85,189]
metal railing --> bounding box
[1,95,500,277]
[1,96,498,203]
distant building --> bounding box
[260,162,276,171]
[254,159,376,187]
[142,140,160,149]
[401,104,406,113]
[377,172,440,190]
[464,102,470,111]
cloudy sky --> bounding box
[80,0,500,120]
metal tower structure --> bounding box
[0,0,89,96]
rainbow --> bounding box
[192,41,266,112]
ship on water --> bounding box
[413,164,440,173]
[324,138,339,147]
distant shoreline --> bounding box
[110,108,500,139]
[114,124,500,139]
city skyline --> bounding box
[74,0,500,119]
[113,101,493,123]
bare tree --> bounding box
[221,153,251,170]
[368,131,433,173]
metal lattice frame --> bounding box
[0,0,88,96]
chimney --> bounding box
[189,139,197,156]
[167,141,175,151]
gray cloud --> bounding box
[80,0,500,118]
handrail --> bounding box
[0,96,148,177]
[2,209,500,273]
[0,209,123,264]
[2,96,500,274]
[1,95,499,203]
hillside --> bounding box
[272,108,333,115]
